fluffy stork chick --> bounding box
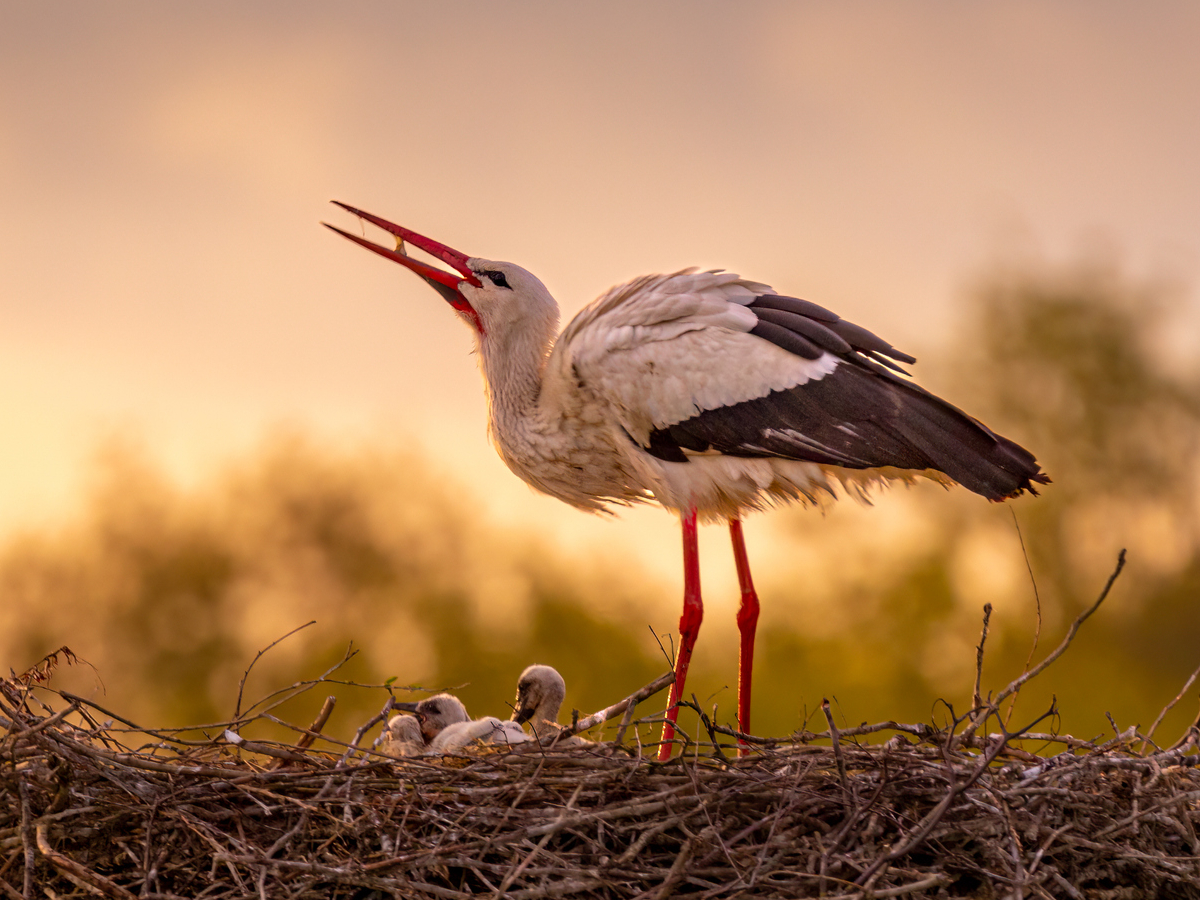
[430,717,533,755]
[394,692,532,756]
[375,714,426,758]
[393,693,471,743]
[512,665,593,748]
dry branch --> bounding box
[36,823,137,900]
[1145,661,1200,750]
[550,670,674,743]
[995,548,1126,707]
[963,548,1127,742]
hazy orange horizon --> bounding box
[3,2,1198,592]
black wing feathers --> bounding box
[641,293,1049,500]
[746,294,840,323]
[748,319,823,360]
[751,307,853,355]
[749,295,916,365]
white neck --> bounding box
[478,328,549,429]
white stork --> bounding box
[325,204,1048,761]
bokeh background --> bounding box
[3,3,1199,748]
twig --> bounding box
[18,778,33,900]
[270,695,336,770]
[1166,716,1200,755]
[36,824,137,899]
[493,783,584,896]
[236,645,362,720]
[1143,661,1200,750]
[1091,789,1200,841]
[649,831,696,900]
[9,646,96,690]
[234,622,317,719]
[1105,711,1123,742]
[856,703,1058,888]
[675,698,731,764]
[554,671,674,740]
[649,625,676,670]
[614,695,641,747]
[1,701,80,746]
[62,647,368,749]
[37,729,258,778]
[972,603,992,713]
[822,698,848,798]
[989,549,1126,715]
[341,694,398,766]
[295,695,336,750]
[824,873,950,898]
[223,730,321,766]
[1006,508,1043,725]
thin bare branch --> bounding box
[972,602,993,713]
[234,621,317,719]
[1006,508,1043,725]
[990,549,1126,714]
[1143,661,1200,750]
[550,670,674,742]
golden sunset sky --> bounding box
[3,2,1198,595]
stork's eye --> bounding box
[484,270,511,289]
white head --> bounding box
[394,692,470,742]
[384,714,424,744]
[512,664,567,728]
[459,258,560,350]
[377,714,426,756]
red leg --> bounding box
[730,517,759,752]
[658,507,702,761]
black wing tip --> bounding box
[994,469,1052,501]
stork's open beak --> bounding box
[323,202,484,321]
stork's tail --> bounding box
[889,382,1050,501]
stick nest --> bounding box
[2,675,1199,899]
[4,554,1200,898]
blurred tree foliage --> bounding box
[0,437,665,740]
[2,258,1198,749]
[957,260,1200,738]
[759,258,1200,742]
